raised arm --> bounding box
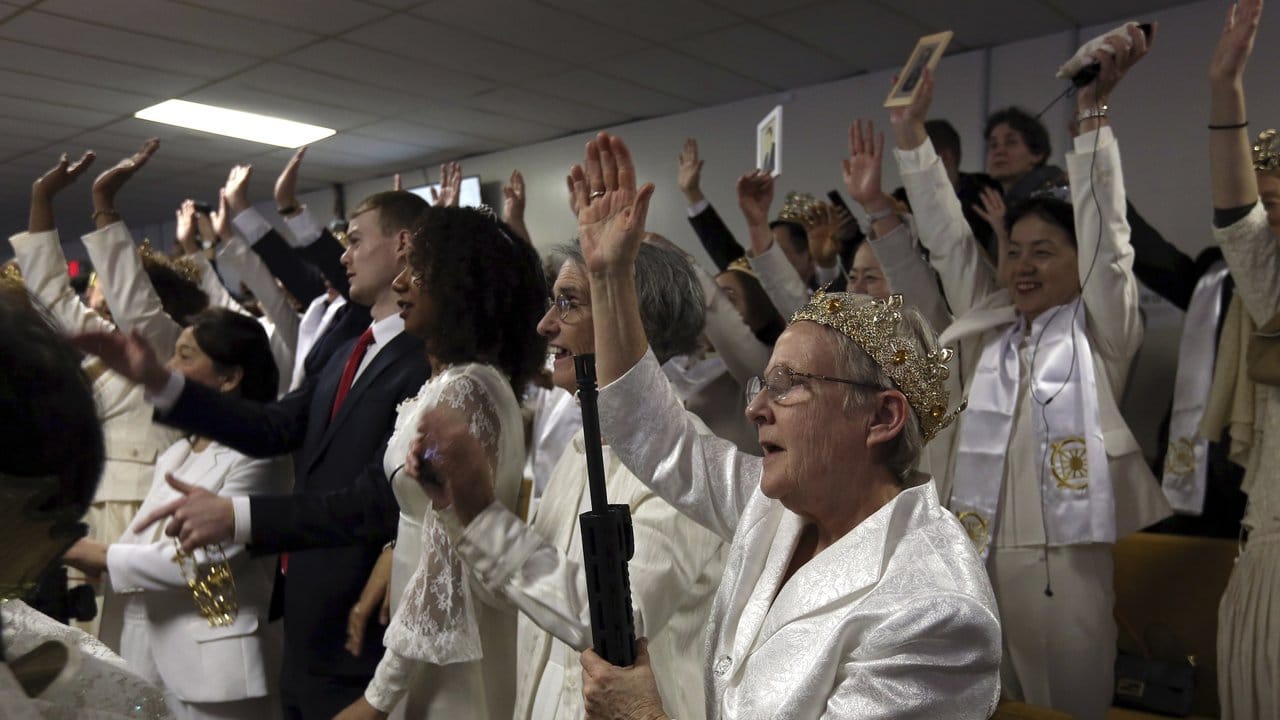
[176,199,249,316]
[679,138,747,270]
[1207,0,1280,324]
[10,152,114,335]
[576,132,762,538]
[739,170,810,315]
[890,71,999,316]
[503,169,531,243]
[213,190,301,357]
[80,139,187,361]
[1071,22,1152,360]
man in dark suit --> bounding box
[83,189,430,719]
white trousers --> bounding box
[989,544,1117,720]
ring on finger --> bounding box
[589,190,605,199]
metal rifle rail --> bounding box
[574,353,638,667]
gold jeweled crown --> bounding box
[1253,129,1280,174]
[790,290,965,442]
[726,255,758,279]
[776,191,821,225]
[139,239,202,284]
[1,261,24,291]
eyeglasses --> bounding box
[745,366,883,405]
[548,294,588,322]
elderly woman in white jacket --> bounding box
[890,40,1169,718]
[417,133,1001,719]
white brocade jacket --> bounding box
[597,350,1002,719]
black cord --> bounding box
[1028,93,1107,599]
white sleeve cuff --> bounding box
[232,496,253,545]
[814,260,842,284]
[283,206,324,248]
[686,199,710,218]
[145,371,186,413]
[231,207,272,245]
[892,137,940,175]
[1071,125,1114,153]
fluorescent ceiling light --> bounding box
[134,99,335,148]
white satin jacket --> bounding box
[597,350,1002,719]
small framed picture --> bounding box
[884,30,954,108]
[756,105,782,177]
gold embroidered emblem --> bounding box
[1050,437,1089,490]
[956,511,990,555]
[1164,437,1197,478]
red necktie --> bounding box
[330,328,376,421]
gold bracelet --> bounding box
[91,208,120,222]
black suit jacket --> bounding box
[159,328,428,679]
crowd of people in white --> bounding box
[2,2,1279,719]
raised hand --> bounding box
[503,169,531,242]
[407,407,497,526]
[570,132,655,275]
[842,119,888,207]
[431,162,462,207]
[274,146,306,215]
[30,151,95,232]
[802,202,840,268]
[92,138,158,212]
[33,151,96,200]
[210,189,234,241]
[972,186,1009,250]
[393,173,402,192]
[677,137,705,204]
[735,170,774,228]
[1077,22,1154,111]
[888,68,934,150]
[70,328,170,393]
[176,200,201,255]
[224,164,253,215]
[1211,0,1261,86]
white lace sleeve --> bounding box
[366,371,503,712]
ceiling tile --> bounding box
[463,87,627,133]
[184,81,380,131]
[413,0,649,61]
[177,0,389,35]
[875,0,1064,49]
[37,0,317,56]
[0,68,157,115]
[703,0,824,17]
[280,41,493,102]
[386,106,563,144]
[345,15,568,83]
[542,0,735,42]
[521,69,695,118]
[318,133,441,163]
[0,11,253,77]
[349,118,489,151]
[1059,0,1182,26]
[234,64,421,115]
[0,115,86,143]
[359,0,426,8]
[596,47,772,105]
[0,39,203,97]
[675,24,850,89]
[766,0,927,69]
[0,95,115,130]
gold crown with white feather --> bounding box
[789,291,964,442]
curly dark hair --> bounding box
[1006,196,1076,247]
[407,207,547,395]
[189,307,279,402]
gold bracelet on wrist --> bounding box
[91,208,120,222]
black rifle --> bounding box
[575,353,638,666]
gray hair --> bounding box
[559,242,705,364]
[820,297,933,481]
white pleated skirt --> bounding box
[1218,527,1280,719]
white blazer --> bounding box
[597,350,1002,719]
[100,440,292,703]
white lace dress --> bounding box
[364,363,524,718]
